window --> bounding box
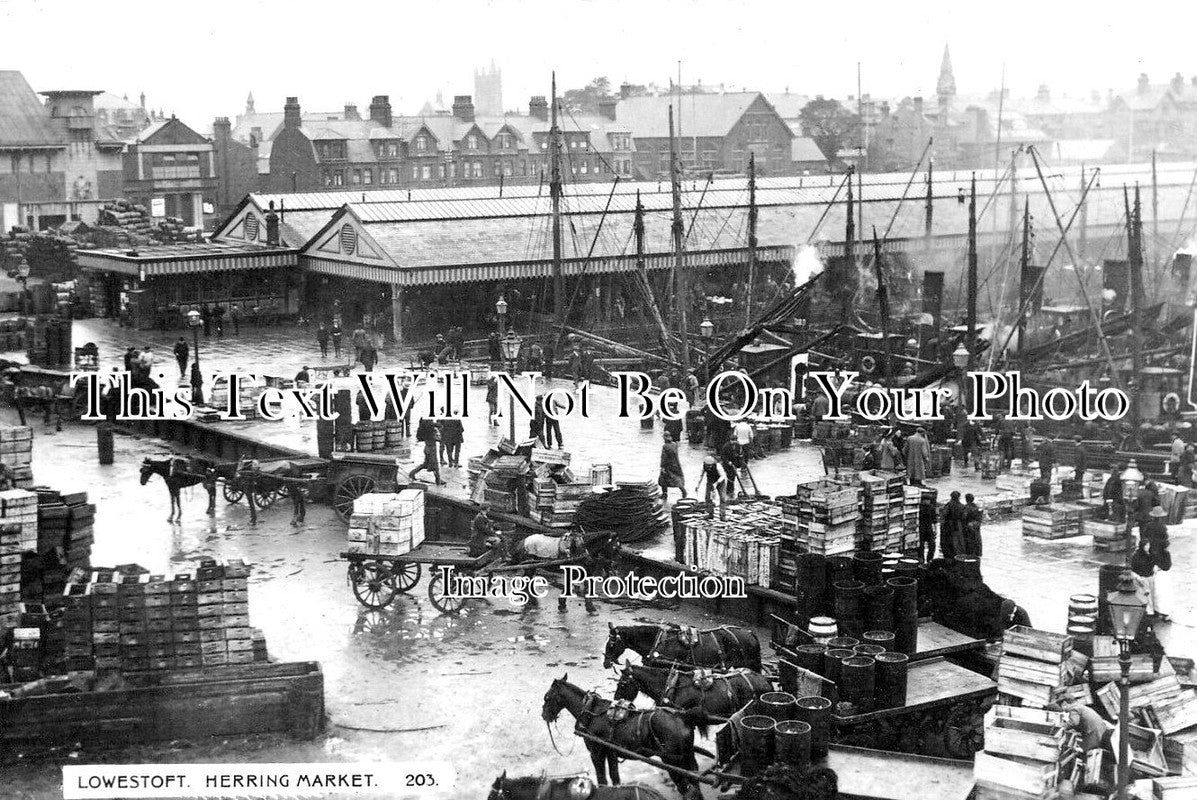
[332,170,344,186]
[449,162,457,178]
[472,161,483,178]
[569,139,578,149]
[363,169,372,185]
[502,160,512,177]
[351,169,361,185]
[493,161,501,176]
[497,133,512,149]
[439,163,446,179]
[415,135,427,152]
[466,134,478,150]
[580,160,589,174]
[520,160,527,176]
[390,168,400,183]
[411,164,419,180]
[421,164,431,180]
[389,142,399,157]
[323,170,333,187]
[379,169,389,185]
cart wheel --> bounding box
[255,485,280,509]
[388,562,421,593]
[222,483,245,504]
[348,561,397,609]
[334,474,377,522]
[428,569,466,615]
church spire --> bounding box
[936,44,956,101]
[246,91,255,114]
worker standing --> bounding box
[697,456,728,521]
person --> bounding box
[468,508,502,558]
[173,337,189,379]
[879,432,902,470]
[1131,537,1156,616]
[436,334,453,365]
[137,346,155,376]
[316,325,330,358]
[996,415,1016,469]
[960,420,981,469]
[698,456,728,521]
[330,323,343,359]
[288,479,306,526]
[1145,505,1172,621]
[123,346,138,373]
[1068,705,1112,754]
[810,391,831,423]
[526,340,544,372]
[212,305,225,337]
[190,362,204,405]
[686,371,700,406]
[529,394,546,442]
[487,331,502,367]
[658,431,687,503]
[200,303,211,337]
[720,438,747,499]
[734,419,755,459]
[963,493,983,557]
[1073,436,1089,484]
[904,427,931,486]
[1037,437,1055,483]
[440,417,464,467]
[919,492,937,563]
[295,366,311,385]
[663,414,684,447]
[360,342,378,372]
[229,304,240,335]
[1136,481,1160,534]
[569,346,583,389]
[541,394,564,448]
[352,326,368,363]
[485,376,499,427]
[1103,464,1126,521]
[1171,433,1186,474]
[580,347,595,384]
[940,490,966,561]
[1180,444,1196,488]
[859,446,876,471]
[409,427,444,485]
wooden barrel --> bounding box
[874,652,909,708]
[893,616,919,656]
[822,649,855,685]
[863,630,895,651]
[839,656,876,709]
[895,558,921,578]
[807,617,837,645]
[790,643,827,676]
[1067,614,1097,655]
[953,555,982,581]
[372,426,386,450]
[863,585,895,631]
[832,580,864,619]
[794,419,814,439]
[384,422,403,447]
[854,644,886,658]
[739,715,775,776]
[773,720,811,770]
[1068,593,1099,621]
[759,691,797,722]
[886,576,919,617]
[852,551,885,585]
[794,696,832,759]
[796,552,827,615]
[826,556,854,589]
[827,636,859,650]
[354,425,373,452]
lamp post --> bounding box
[17,261,30,317]
[187,309,204,404]
[952,344,970,413]
[500,330,521,442]
[1107,570,1148,800]
[1121,459,1145,549]
[700,317,715,387]
[495,295,508,338]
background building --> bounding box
[122,116,218,227]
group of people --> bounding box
[408,416,466,486]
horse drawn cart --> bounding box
[328,452,406,522]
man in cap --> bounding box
[698,456,728,521]
[904,426,931,486]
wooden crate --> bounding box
[983,705,1071,763]
[1003,626,1073,665]
[1112,722,1168,778]
[1152,775,1197,800]
[1144,689,1197,735]
[973,750,1060,796]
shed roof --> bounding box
[616,92,769,138]
[0,70,65,149]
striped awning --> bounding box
[78,250,297,279]
[304,244,794,287]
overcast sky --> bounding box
[1,0,1186,128]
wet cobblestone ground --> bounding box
[1,319,1193,798]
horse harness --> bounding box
[649,625,749,670]
[576,692,664,760]
[661,666,754,708]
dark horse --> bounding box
[140,456,216,522]
[488,772,670,800]
[541,675,708,799]
[614,661,772,718]
[603,623,762,671]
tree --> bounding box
[562,77,613,115]
[799,98,860,161]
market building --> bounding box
[121,116,219,228]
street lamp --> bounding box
[495,295,508,337]
[187,309,204,404]
[1107,570,1148,800]
[16,260,30,317]
[500,329,521,442]
[953,344,970,411]
[700,317,715,385]
[1121,459,1145,546]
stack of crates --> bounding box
[793,480,860,556]
[856,470,906,551]
[347,490,426,556]
[0,425,33,488]
[0,523,24,630]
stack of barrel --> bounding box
[1066,592,1098,655]
[735,691,821,778]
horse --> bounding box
[603,623,762,672]
[613,661,773,718]
[140,456,216,522]
[541,674,708,800]
[508,528,618,613]
[487,772,670,800]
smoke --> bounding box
[791,245,824,286]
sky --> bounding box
[1,0,1189,129]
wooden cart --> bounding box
[327,452,405,522]
[340,541,500,614]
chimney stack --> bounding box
[369,95,392,128]
[1037,84,1050,102]
[598,97,618,121]
[452,95,475,122]
[213,117,231,141]
[1171,72,1185,93]
[529,96,548,121]
[344,103,361,121]
[283,97,302,130]
[1138,73,1150,94]
[913,96,924,115]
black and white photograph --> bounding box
[2,1,1197,798]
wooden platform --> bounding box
[911,620,986,662]
[826,745,974,800]
[833,656,997,725]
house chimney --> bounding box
[283,97,302,129]
[913,96,924,114]
[1171,72,1185,93]
[1037,84,1050,102]
[452,95,475,122]
[250,126,262,146]
[265,201,280,246]
[369,95,392,128]
[344,102,361,121]
[529,95,548,121]
[213,117,231,141]
[1138,73,1150,94]
[880,101,891,118]
[598,97,618,121]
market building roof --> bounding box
[0,70,65,149]
[615,92,773,138]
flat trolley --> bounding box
[340,541,500,615]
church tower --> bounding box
[474,61,503,117]
[936,44,956,117]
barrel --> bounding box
[1097,564,1127,636]
[791,643,827,676]
[796,553,827,615]
[372,425,386,450]
[874,652,909,708]
[839,656,876,709]
[826,556,855,589]
[895,558,921,578]
[863,585,895,631]
[773,720,811,770]
[794,418,814,439]
[953,554,982,581]
[854,644,886,658]
[886,576,919,618]
[863,630,895,651]
[759,691,797,722]
[354,424,373,452]
[1067,614,1097,656]
[739,715,775,776]
[807,617,838,645]
[833,580,864,620]
[827,636,859,650]
[384,422,403,447]
[779,425,794,449]
[795,696,832,759]
[823,648,856,685]
[1068,593,1099,624]
[852,551,885,585]
[893,616,919,656]
[96,422,114,465]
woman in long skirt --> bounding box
[1146,505,1172,621]
[658,432,687,502]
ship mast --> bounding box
[872,228,891,384]
[745,152,758,326]
[1016,199,1032,353]
[1127,185,1145,427]
[550,72,564,328]
[669,105,691,369]
[966,173,978,376]
[844,167,856,320]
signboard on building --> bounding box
[150,197,166,218]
